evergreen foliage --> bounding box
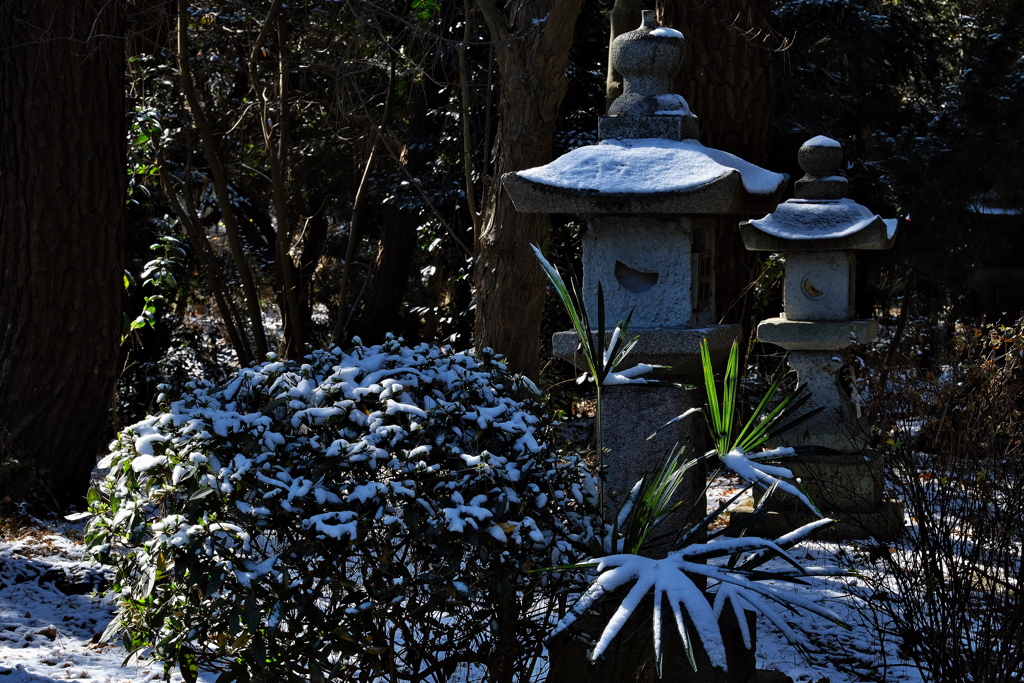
[86,339,599,682]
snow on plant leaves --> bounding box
[84,337,600,682]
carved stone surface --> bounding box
[601,9,699,140]
[782,251,856,321]
[582,216,694,329]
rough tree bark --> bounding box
[657,0,775,325]
[475,0,584,379]
[0,0,125,506]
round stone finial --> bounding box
[607,11,688,119]
[798,135,843,177]
[794,135,848,200]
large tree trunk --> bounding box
[0,1,125,507]
[475,0,584,379]
[657,0,775,326]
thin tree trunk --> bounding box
[0,0,125,506]
[176,0,268,359]
[250,0,304,358]
[606,0,645,112]
[475,0,584,380]
[657,0,775,326]
[355,73,448,345]
[355,210,418,345]
[332,141,379,347]
[159,164,252,363]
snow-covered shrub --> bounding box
[85,338,599,683]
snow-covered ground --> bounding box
[0,478,926,683]
[0,520,197,682]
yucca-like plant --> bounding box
[532,245,646,392]
[533,245,663,517]
[699,338,825,514]
[535,239,844,677]
[701,338,820,456]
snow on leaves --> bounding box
[85,337,599,681]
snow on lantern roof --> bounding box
[504,138,788,215]
[501,10,788,216]
[804,135,841,148]
[743,198,897,250]
[742,136,897,251]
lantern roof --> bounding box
[741,136,898,251]
[504,138,788,215]
[501,10,788,216]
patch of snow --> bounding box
[653,93,692,116]
[0,482,930,683]
[602,363,657,385]
[749,198,887,240]
[805,135,842,148]
[650,27,684,38]
[885,218,898,240]
[130,454,166,473]
[516,138,786,196]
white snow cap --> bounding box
[805,135,842,148]
[749,198,888,240]
[650,27,684,38]
[517,138,787,196]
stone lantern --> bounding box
[502,10,788,522]
[739,135,902,540]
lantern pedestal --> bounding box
[737,136,904,541]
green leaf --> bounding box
[411,0,441,20]
[188,487,215,502]
[260,396,290,415]
[251,632,267,666]
[244,595,260,632]
[178,650,199,683]
[99,615,123,646]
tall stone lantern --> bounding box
[502,10,788,525]
[739,135,902,540]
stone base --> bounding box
[758,452,886,511]
[600,383,707,553]
[729,498,905,542]
[552,324,740,375]
[729,451,903,542]
[756,318,878,351]
[772,352,871,452]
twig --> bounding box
[176,0,269,358]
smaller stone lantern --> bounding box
[738,136,902,540]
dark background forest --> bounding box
[1,0,1022,508]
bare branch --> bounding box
[476,0,510,43]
